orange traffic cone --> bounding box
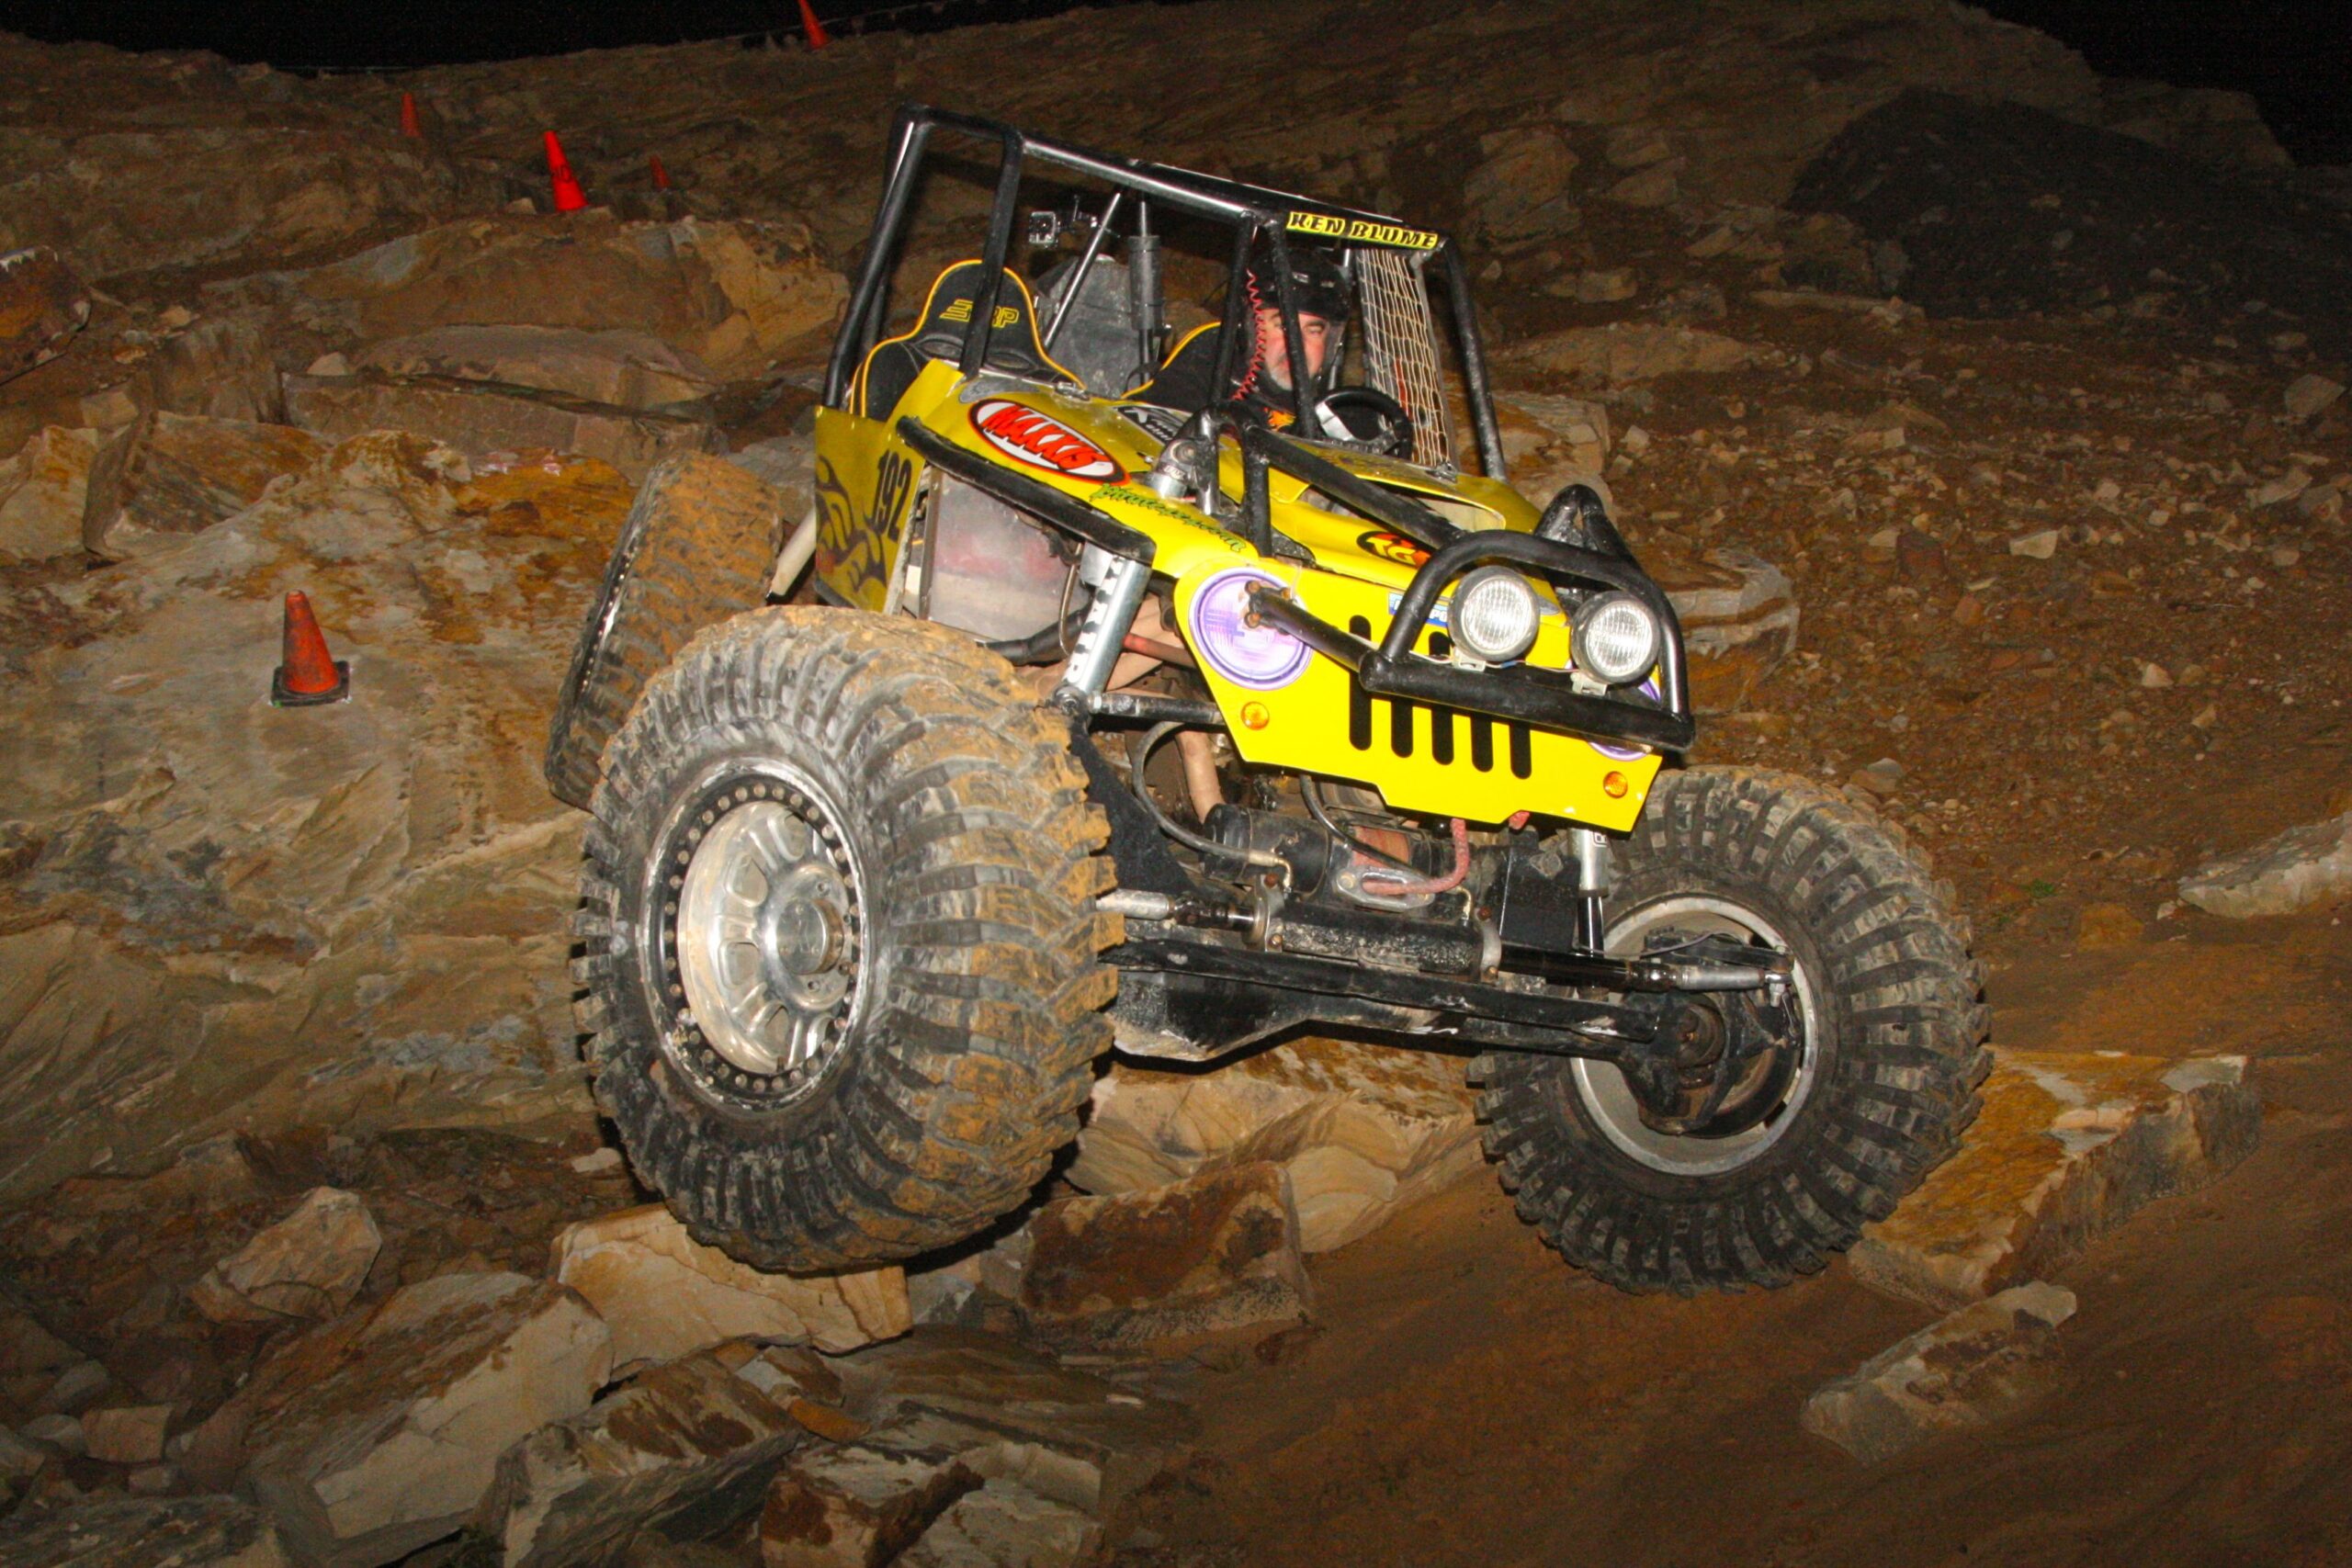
[650,153,672,190]
[399,92,423,139]
[271,592,350,707]
[543,130,589,213]
[797,0,831,51]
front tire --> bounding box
[571,608,1118,1271]
[1474,766,1988,1294]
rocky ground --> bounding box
[2,1,2349,1563]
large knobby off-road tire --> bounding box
[544,454,787,809]
[571,608,1119,1271]
[1474,766,1989,1295]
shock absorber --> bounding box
[1051,545,1152,712]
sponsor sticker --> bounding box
[1285,211,1442,251]
[969,400,1125,484]
[938,299,1023,328]
[1357,529,1430,567]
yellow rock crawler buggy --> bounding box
[552,108,1988,1293]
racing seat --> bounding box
[854,260,1077,420]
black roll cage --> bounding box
[821,104,1510,478]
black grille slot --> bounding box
[1347,615,1374,750]
[1470,716,1494,773]
[1509,722,1533,779]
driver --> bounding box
[1135,249,1355,434]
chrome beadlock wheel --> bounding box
[650,765,866,1110]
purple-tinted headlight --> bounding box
[1590,675,1662,761]
[1188,569,1310,691]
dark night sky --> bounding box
[0,0,2346,163]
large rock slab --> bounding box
[187,1187,383,1325]
[0,1495,292,1568]
[1068,1036,1478,1254]
[0,434,633,1201]
[2178,812,2352,919]
[356,326,719,414]
[298,214,845,381]
[141,313,284,426]
[1802,1282,2076,1464]
[476,1349,802,1568]
[1851,1051,2258,1310]
[1018,1162,1312,1352]
[551,1204,910,1371]
[896,1478,1101,1568]
[835,1329,1195,1521]
[0,423,98,561]
[81,411,327,561]
[282,373,714,484]
[189,1271,612,1568]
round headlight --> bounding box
[1450,567,1541,662]
[1571,592,1660,684]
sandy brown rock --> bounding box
[81,412,326,561]
[2177,813,2352,919]
[1068,1036,1478,1254]
[0,1495,293,1568]
[356,326,718,412]
[476,1349,802,1568]
[1645,544,1802,713]
[0,423,98,560]
[1802,1282,2076,1464]
[0,246,89,386]
[187,1187,382,1325]
[192,1271,611,1568]
[551,1204,910,1370]
[142,314,284,426]
[82,1404,174,1465]
[283,373,714,483]
[1019,1162,1311,1351]
[896,1478,1100,1568]
[1850,1051,2258,1310]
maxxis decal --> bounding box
[969,400,1125,484]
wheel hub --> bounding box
[658,774,864,1106]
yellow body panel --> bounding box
[812,369,1663,831]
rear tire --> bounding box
[1474,766,1988,1294]
[545,454,786,809]
[571,608,1118,1271]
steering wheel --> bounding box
[1313,387,1416,458]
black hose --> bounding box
[1301,776,1420,871]
[1126,722,1232,861]
[984,581,1091,665]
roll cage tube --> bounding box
[820,106,1510,480]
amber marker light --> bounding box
[1241,702,1271,730]
[1602,772,1629,798]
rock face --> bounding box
[1850,1051,2258,1310]
[1019,1162,1312,1351]
[283,373,714,483]
[897,1479,1101,1568]
[1802,1282,2077,1464]
[476,1349,803,1568]
[0,434,632,1202]
[187,1187,383,1325]
[82,1405,175,1465]
[550,1204,911,1370]
[1068,1036,1479,1255]
[0,1495,293,1568]
[81,412,328,560]
[192,1271,612,1568]
[2177,812,2352,919]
